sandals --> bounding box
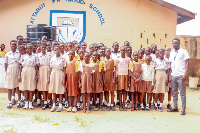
[119,106,124,111]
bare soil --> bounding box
[0,87,200,133]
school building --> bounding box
[0,0,195,51]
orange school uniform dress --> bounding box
[79,62,94,94]
[116,57,130,91]
[103,58,116,92]
[66,59,80,96]
[129,61,143,92]
[91,60,104,93]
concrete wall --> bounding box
[0,0,177,51]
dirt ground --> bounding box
[0,87,200,133]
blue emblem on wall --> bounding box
[50,10,86,43]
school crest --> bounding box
[50,10,86,43]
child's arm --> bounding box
[92,72,94,88]
[128,70,135,80]
[63,67,66,85]
[100,70,104,87]
[4,63,8,72]
[78,71,82,88]
[165,69,169,86]
[18,64,23,82]
[47,68,52,84]
[113,66,116,84]
[65,74,68,88]
[35,65,39,82]
[153,70,156,85]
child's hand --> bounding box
[47,79,50,84]
[151,85,154,92]
[153,78,156,85]
[18,77,22,82]
[100,82,103,87]
[165,80,169,86]
[62,80,65,86]
[79,83,82,88]
[65,81,68,88]
[91,83,94,88]
[35,76,38,82]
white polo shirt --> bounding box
[169,48,189,76]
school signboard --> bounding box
[0,0,195,51]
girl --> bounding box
[152,49,169,112]
[66,49,80,113]
[41,36,47,42]
[138,49,145,64]
[18,43,39,109]
[48,45,66,112]
[89,44,95,58]
[37,42,51,110]
[81,42,87,52]
[101,46,106,59]
[116,46,130,111]
[60,43,66,56]
[74,44,81,60]
[5,40,21,109]
[141,55,154,111]
[46,41,52,53]
[129,51,142,111]
[17,35,23,46]
[79,52,95,113]
[91,51,104,111]
[104,48,116,111]
[126,46,132,60]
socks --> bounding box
[9,101,12,104]
[47,99,50,103]
[56,98,59,102]
[155,103,157,107]
[63,98,66,103]
[65,101,68,104]
[101,100,104,105]
[12,96,15,100]
[157,99,160,104]
[22,96,25,100]
[168,101,171,104]
[107,103,110,106]
[141,103,144,108]
[80,96,82,102]
[146,104,149,108]
[127,96,130,101]
[44,101,47,104]
[97,98,99,104]
[59,103,62,108]
[37,99,40,104]
[29,102,33,107]
[77,103,80,107]
[17,101,20,104]
[104,100,107,105]
[117,100,119,102]
[90,101,93,104]
[52,103,56,108]
[160,103,163,107]
[111,104,114,107]
[24,101,28,107]
[16,94,18,100]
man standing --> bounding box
[167,38,190,115]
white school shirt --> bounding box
[37,52,51,66]
[5,51,20,64]
[50,55,66,70]
[116,57,130,75]
[141,64,154,84]
[154,58,169,70]
[150,54,156,66]
[19,53,39,67]
[78,62,95,73]
[111,51,120,60]
[169,48,189,76]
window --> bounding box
[159,39,161,44]
[141,33,142,38]
[165,34,167,38]
[153,33,155,39]
[147,39,148,44]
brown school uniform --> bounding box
[129,61,142,92]
[104,58,115,92]
[66,59,79,96]
[80,62,94,93]
[92,60,104,93]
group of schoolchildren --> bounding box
[4,35,173,113]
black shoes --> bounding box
[167,104,172,109]
[42,104,48,110]
[110,106,116,111]
[17,103,23,108]
[106,106,110,111]
[167,108,179,112]
[181,110,186,115]
[7,104,12,109]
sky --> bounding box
[164,0,200,35]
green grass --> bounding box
[75,116,82,122]
[33,115,50,122]
[75,116,87,127]
[2,127,17,133]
